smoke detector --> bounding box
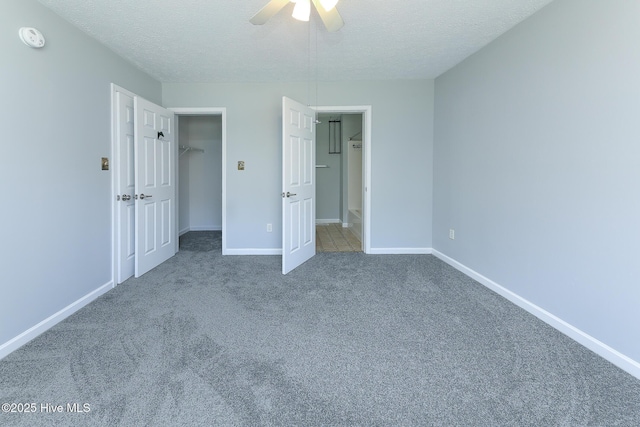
[19,27,46,48]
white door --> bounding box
[115,90,136,283]
[282,96,316,274]
[134,97,176,277]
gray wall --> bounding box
[434,0,640,361]
[343,114,363,217]
[163,80,434,251]
[178,116,223,233]
[178,122,191,233]
[0,0,161,345]
[315,114,342,222]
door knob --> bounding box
[286,192,297,198]
[139,194,153,200]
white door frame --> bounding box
[314,105,372,254]
[169,107,228,255]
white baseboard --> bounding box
[316,219,342,225]
[224,248,282,255]
[0,281,114,361]
[190,226,222,231]
[230,247,432,256]
[180,226,222,236]
[368,248,433,255]
[431,250,640,380]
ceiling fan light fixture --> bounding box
[250,0,343,32]
[318,0,339,12]
[292,0,310,21]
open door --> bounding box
[282,96,316,274]
[134,97,176,277]
[114,88,136,283]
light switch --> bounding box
[238,161,245,171]
[102,157,109,171]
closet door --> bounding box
[134,97,176,277]
[115,89,136,283]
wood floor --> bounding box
[316,223,361,252]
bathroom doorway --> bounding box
[314,106,371,253]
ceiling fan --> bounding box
[250,0,344,32]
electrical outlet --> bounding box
[449,229,455,240]
[267,223,272,232]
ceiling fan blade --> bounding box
[250,0,291,25]
[311,0,344,32]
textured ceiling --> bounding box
[37,0,555,83]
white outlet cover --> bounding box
[19,27,46,48]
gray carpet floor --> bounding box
[1,231,639,426]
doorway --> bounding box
[314,106,371,253]
[178,115,220,236]
[171,108,227,255]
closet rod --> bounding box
[179,145,205,155]
[349,131,362,141]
